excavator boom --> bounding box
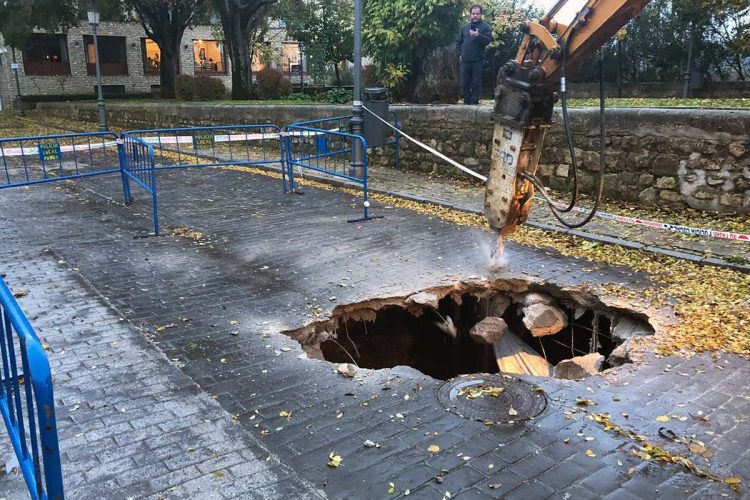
[485,0,651,237]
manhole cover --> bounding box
[436,374,547,424]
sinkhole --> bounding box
[283,280,655,381]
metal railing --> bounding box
[0,278,64,500]
[284,113,400,222]
[119,133,159,236]
[285,116,374,222]
[125,124,284,172]
[0,132,120,189]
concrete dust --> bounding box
[489,234,507,271]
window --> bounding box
[84,35,128,76]
[141,39,161,75]
[193,40,226,74]
[23,34,70,75]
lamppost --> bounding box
[10,47,24,116]
[349,0,364,178]
[87,8,108,131]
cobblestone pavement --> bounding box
[0,166,747,499]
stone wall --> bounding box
[37,101,750,214]
[567,81,750,99]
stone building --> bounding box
[0,19,307,110]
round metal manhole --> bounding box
[437,374,547,424]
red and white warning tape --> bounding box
[576,207,750,242]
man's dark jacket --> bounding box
[455,21,493,62]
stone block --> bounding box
[704,161,722,171]
[556,164,570,178]
[729,141,746,158]
[659,190,682,202]
[655,177,677,189]
[705,174,727,187]
[469,317,508,345]
[692,187,716,200]
[719,193,743,208]
[639,187,656,203]
[639,174,654,187]
[554,353,604,380]
[538,164,555,178]
[522,302,568,337]
[651,154,680,176]
[464,157,479,167]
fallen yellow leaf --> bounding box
[427,445,440,453]
[656,415,670,422]
[327,452,342,468]
[585,449,596,458]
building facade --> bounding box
[0,19,307,110]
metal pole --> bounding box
[92,24,108,131]
[682,23,695,99]
[11,47,24,116]
[349,0,364,178]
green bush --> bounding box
[195,76,226,100]
[324,87,353,104]
[288,92,313,102]
[256,68,292,99]
[175,75,197,100]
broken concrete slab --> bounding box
[522,302,568,337]
[519,292,556,307]
[405,291,440,309]
[493,331,552,377]
[337,363,357,378]
[555,353,604,380]
[611,317,654,342]
[469,317,508,345]
[607,339,635,367]
[487,294,511,317]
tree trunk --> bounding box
[229,36,252,99]
[159,44,180,99]
[334,62,341,87]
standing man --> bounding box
[456,4,493,105]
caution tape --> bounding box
[574,207,750,242]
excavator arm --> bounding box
[485,0,650,237]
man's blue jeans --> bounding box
[460,59,484,104]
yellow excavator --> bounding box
[485,0,650,247]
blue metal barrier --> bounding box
[0,132,120,189]
[285,113,400,222]
[0,278,64,500]
[125,125,287,188]
[119,133,159,236]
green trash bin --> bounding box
[363,87,390,148]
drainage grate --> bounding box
[436,374,547,424]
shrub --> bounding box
[175,75,197,101]
[256,67,292,99]
[288,92,312,102]
[195,76,226,100]
[362,64,378,87]
[324,87,353,104]
[412,47,460,104]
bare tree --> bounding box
[128,0,204,98]
[215,0,275,99]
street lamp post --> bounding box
[10,47,24,116]
[349,0,364,178]
[88,8,108,131]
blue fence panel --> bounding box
[284,113,400,222]
[124,124,286,187]
[0,278,64,500]
[120,133,159,236]
[0,132,120,189]
[285,116,375,222]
